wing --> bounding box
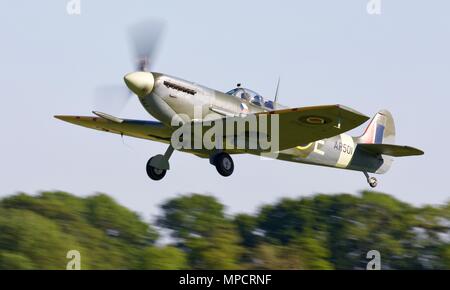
[55,104,368,153]
[357,143,424,157]
[255,104,369,151]
[184,104,369,152]
[54,113,172,144]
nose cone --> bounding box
[124,72,155,97]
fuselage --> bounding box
[125,72,386,174]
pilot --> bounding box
[264,100,274,109]
[251,95,263,106]
[240,90,250,101]
[242,92,250,101]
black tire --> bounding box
[368,177,378,188]
[214,153,234,177]
[146,157,167,181]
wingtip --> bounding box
[54,115,66,121]
[54,115,81,123]
[336,104,370,121]
[409,146,425,156]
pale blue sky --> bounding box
[1,0,449,219]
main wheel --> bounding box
[146,157,167,181]
[214,153,234,177]
[368,177,378,188]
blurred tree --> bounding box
[158,194,243,269]
[85,194,158,246]
[0,192,159,269]
[0,251,34,270]
[142,246,187,269]
[254,191,450,269]
[440,244,450,269]
[334,192,425,269]
[234,214,259,248]
[187,223,243,269]
[287,234,334,269]
[250,243,294,269]
[84,194,159,268]
[157,194,225,240]
[0,191,448,269]
[0,208,80,269]
[234,214,260,265]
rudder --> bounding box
[357,109,395,145]
[356,110,396,174]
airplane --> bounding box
[54,22,424,187]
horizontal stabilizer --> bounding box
[357,143,424,157]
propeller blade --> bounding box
[128,19,165,71]
[92,20,165,113]
[93,85,132,114]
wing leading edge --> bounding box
[54,114,172,144]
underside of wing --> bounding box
[54,114,172,144]
[357,143,424,157]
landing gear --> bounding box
[146,157,166,181]
[211,152,234,177]
[145,146,235,181]
[146,145,174,181]
[363,171,378,188]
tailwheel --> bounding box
[363,172,378,188]
[368,177,378,188]
[146,156,167,181]
[213,153,234,177]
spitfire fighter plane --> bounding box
[55,22,423,187]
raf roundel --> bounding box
[298,115,331,125]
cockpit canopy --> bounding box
[226,88,274,109]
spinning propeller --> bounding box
[93,20,165,113]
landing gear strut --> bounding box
[363,171,378,188]
[146,147,235,181]
[146,145,174,181]
[211,152,234,177]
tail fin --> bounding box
[357,109,395,145]
[356,110,423,174]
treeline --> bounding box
[0,191,449,269]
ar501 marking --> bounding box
[334,142,353,155]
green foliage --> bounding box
[157,194,225,240]
[0,192,158,269]
[143,246,187,269]
[234,214,259,248]
[158,194,244,269]
[288,235,334,270]
[0,208,80,269]
[185,223,243,269]
[0,252,34,270]
[252,191,449,269]
[0,191,448,269]
[250,243,299,269]
[85,194,158,246]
